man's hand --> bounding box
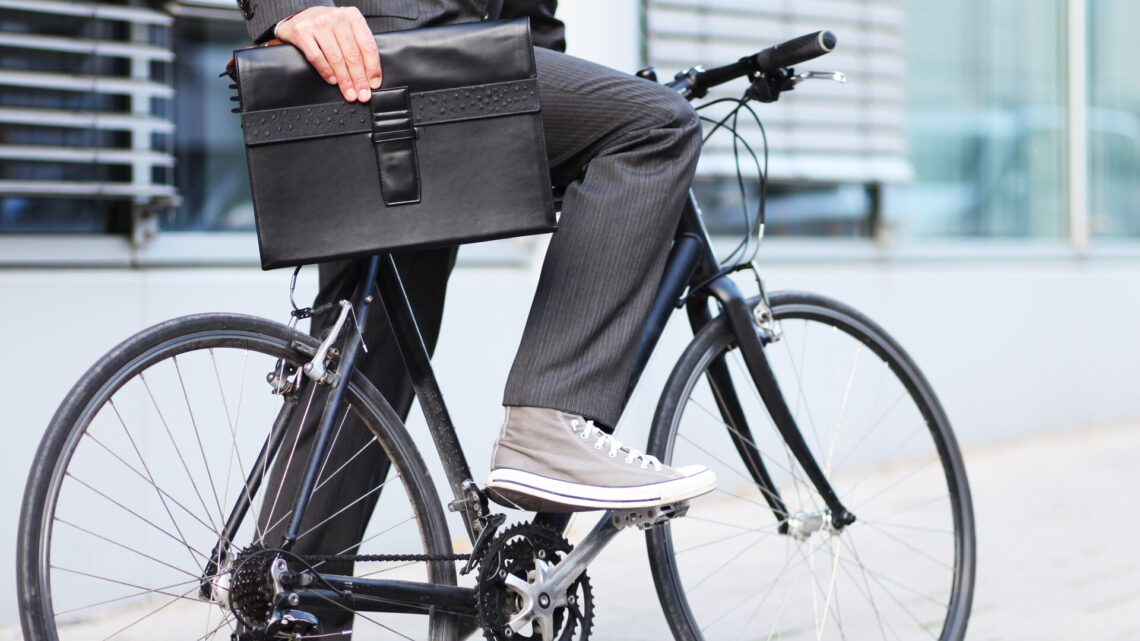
[275,6,381,102]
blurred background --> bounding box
[1,0,1138,637]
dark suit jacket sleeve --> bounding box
[239,0,334,43]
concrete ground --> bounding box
[3,423,1138,640]
[574,422,1140,640]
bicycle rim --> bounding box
[647,292,975,641]
[18,314,457,641]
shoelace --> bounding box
[570,418,663,471]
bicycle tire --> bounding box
[646,291,975,641]
[17,313,459,641]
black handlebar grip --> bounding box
[695,59,751,90]
[751,30,837,73]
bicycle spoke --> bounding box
[306,588,419,641]
[295,476,395,543]
[839,535,909,640]
[650,295,970,641]
[791,530,843,640]
[63,472,210,567]
[863,493,949,523]
[833,548,903,640]
[830,390,909,473]
[779,319,827,459]
[313,426,377,495]
[53,576,204,617]
[55,517,202,581]
[358,559,419,579]
[687,388,799,480]
[673,524,780,556]
[849,455,939,512]
[728,352,819,506]
[109,398,206,571]
[860,522,954,571]
[140,372,221,533]
[318,514,416,567]
[856,518,955,536]
[688,534,767,592]
[97,584,203,641]
[211,347,251,542]
[27,321,452,641]
[680,438,785,510]
[260,470,402,549]
[262,379,320,546]
[826,343,863,475]
[195,611,235,641]
[699,531,831,634]
[838,552,949,612]
[84,432,220,537]
[685,514,765,531]
[173,355,227,529]
[51,566,202,604]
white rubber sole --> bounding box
[485,465,717,512]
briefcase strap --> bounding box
[240,79,540,146]
[370,87,421,206]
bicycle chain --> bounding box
[299,552,471,563]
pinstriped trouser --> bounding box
[258,46,702,616]
[504,46,702,426]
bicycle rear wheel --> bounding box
[647,292,975,641]
[18,313,458,641]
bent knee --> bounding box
[648,87,701,149]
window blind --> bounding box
[0,0,178,216]
[644,0,911,183]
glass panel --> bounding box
[164,14,254,231]
[694,178,872,238]
[1088,0,1140,238]
[886,0,1068,238]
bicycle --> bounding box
[17,30,975,641]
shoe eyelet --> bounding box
[594,443,603,450]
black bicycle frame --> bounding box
[211,191,855,621]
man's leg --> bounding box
[490,48,716,512]
[256,247,455,631]
[504,48,701,425]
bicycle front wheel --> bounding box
[18,313,458,641]
[647,292,975,641]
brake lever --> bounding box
[791,71,847,85]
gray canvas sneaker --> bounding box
[485,406,717,512]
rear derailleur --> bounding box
[227,546,320,641]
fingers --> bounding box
[349,13,382,90]
[274,6,381,103]
[312,23,357,100]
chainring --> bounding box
[477,523,594,641]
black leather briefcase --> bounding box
[230,19,555,270]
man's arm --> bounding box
[239,1,380,103]
[241,0,332,43]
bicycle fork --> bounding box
[698,275,856,532]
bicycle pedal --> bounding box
[612,502,690,530]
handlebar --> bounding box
[667,30,837,98]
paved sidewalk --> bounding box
[571,423,1140,640]
[3,424,1137,640]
